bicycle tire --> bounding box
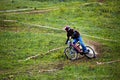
[64,47,78,60]
[84,46,96,59]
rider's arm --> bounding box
[65,36,69,44]
[65,36,72,44]
[65,29,73,44]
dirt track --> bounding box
[1,8,58,15]
[86,40,103,55]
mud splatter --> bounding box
[86,40,104,57]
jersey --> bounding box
[65,29,80,44]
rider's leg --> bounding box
[73,38,82,52]
[78,36,88,53]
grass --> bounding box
[0,0,120,80]
[0,0,55,10]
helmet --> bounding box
[65,26,70,31]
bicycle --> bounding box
[64,40,96,60]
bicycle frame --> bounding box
[68,40,83,54]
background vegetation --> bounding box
[0,0,120,80]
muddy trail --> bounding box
[1,8,58,15]
[86,40,104,55]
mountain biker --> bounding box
[64,26,88,53]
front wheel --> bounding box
[64,47,78,60]
[84,46,96,59]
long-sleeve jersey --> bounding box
[65,29,80,44]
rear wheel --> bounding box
[84,46,96,59]
[64,47,78,60]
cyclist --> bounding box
[64,26,88,53]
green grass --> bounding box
[0,0,56,10]
[0,0,120,80]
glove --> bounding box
[65,42,67,44]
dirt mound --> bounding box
[86,40,104,57]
